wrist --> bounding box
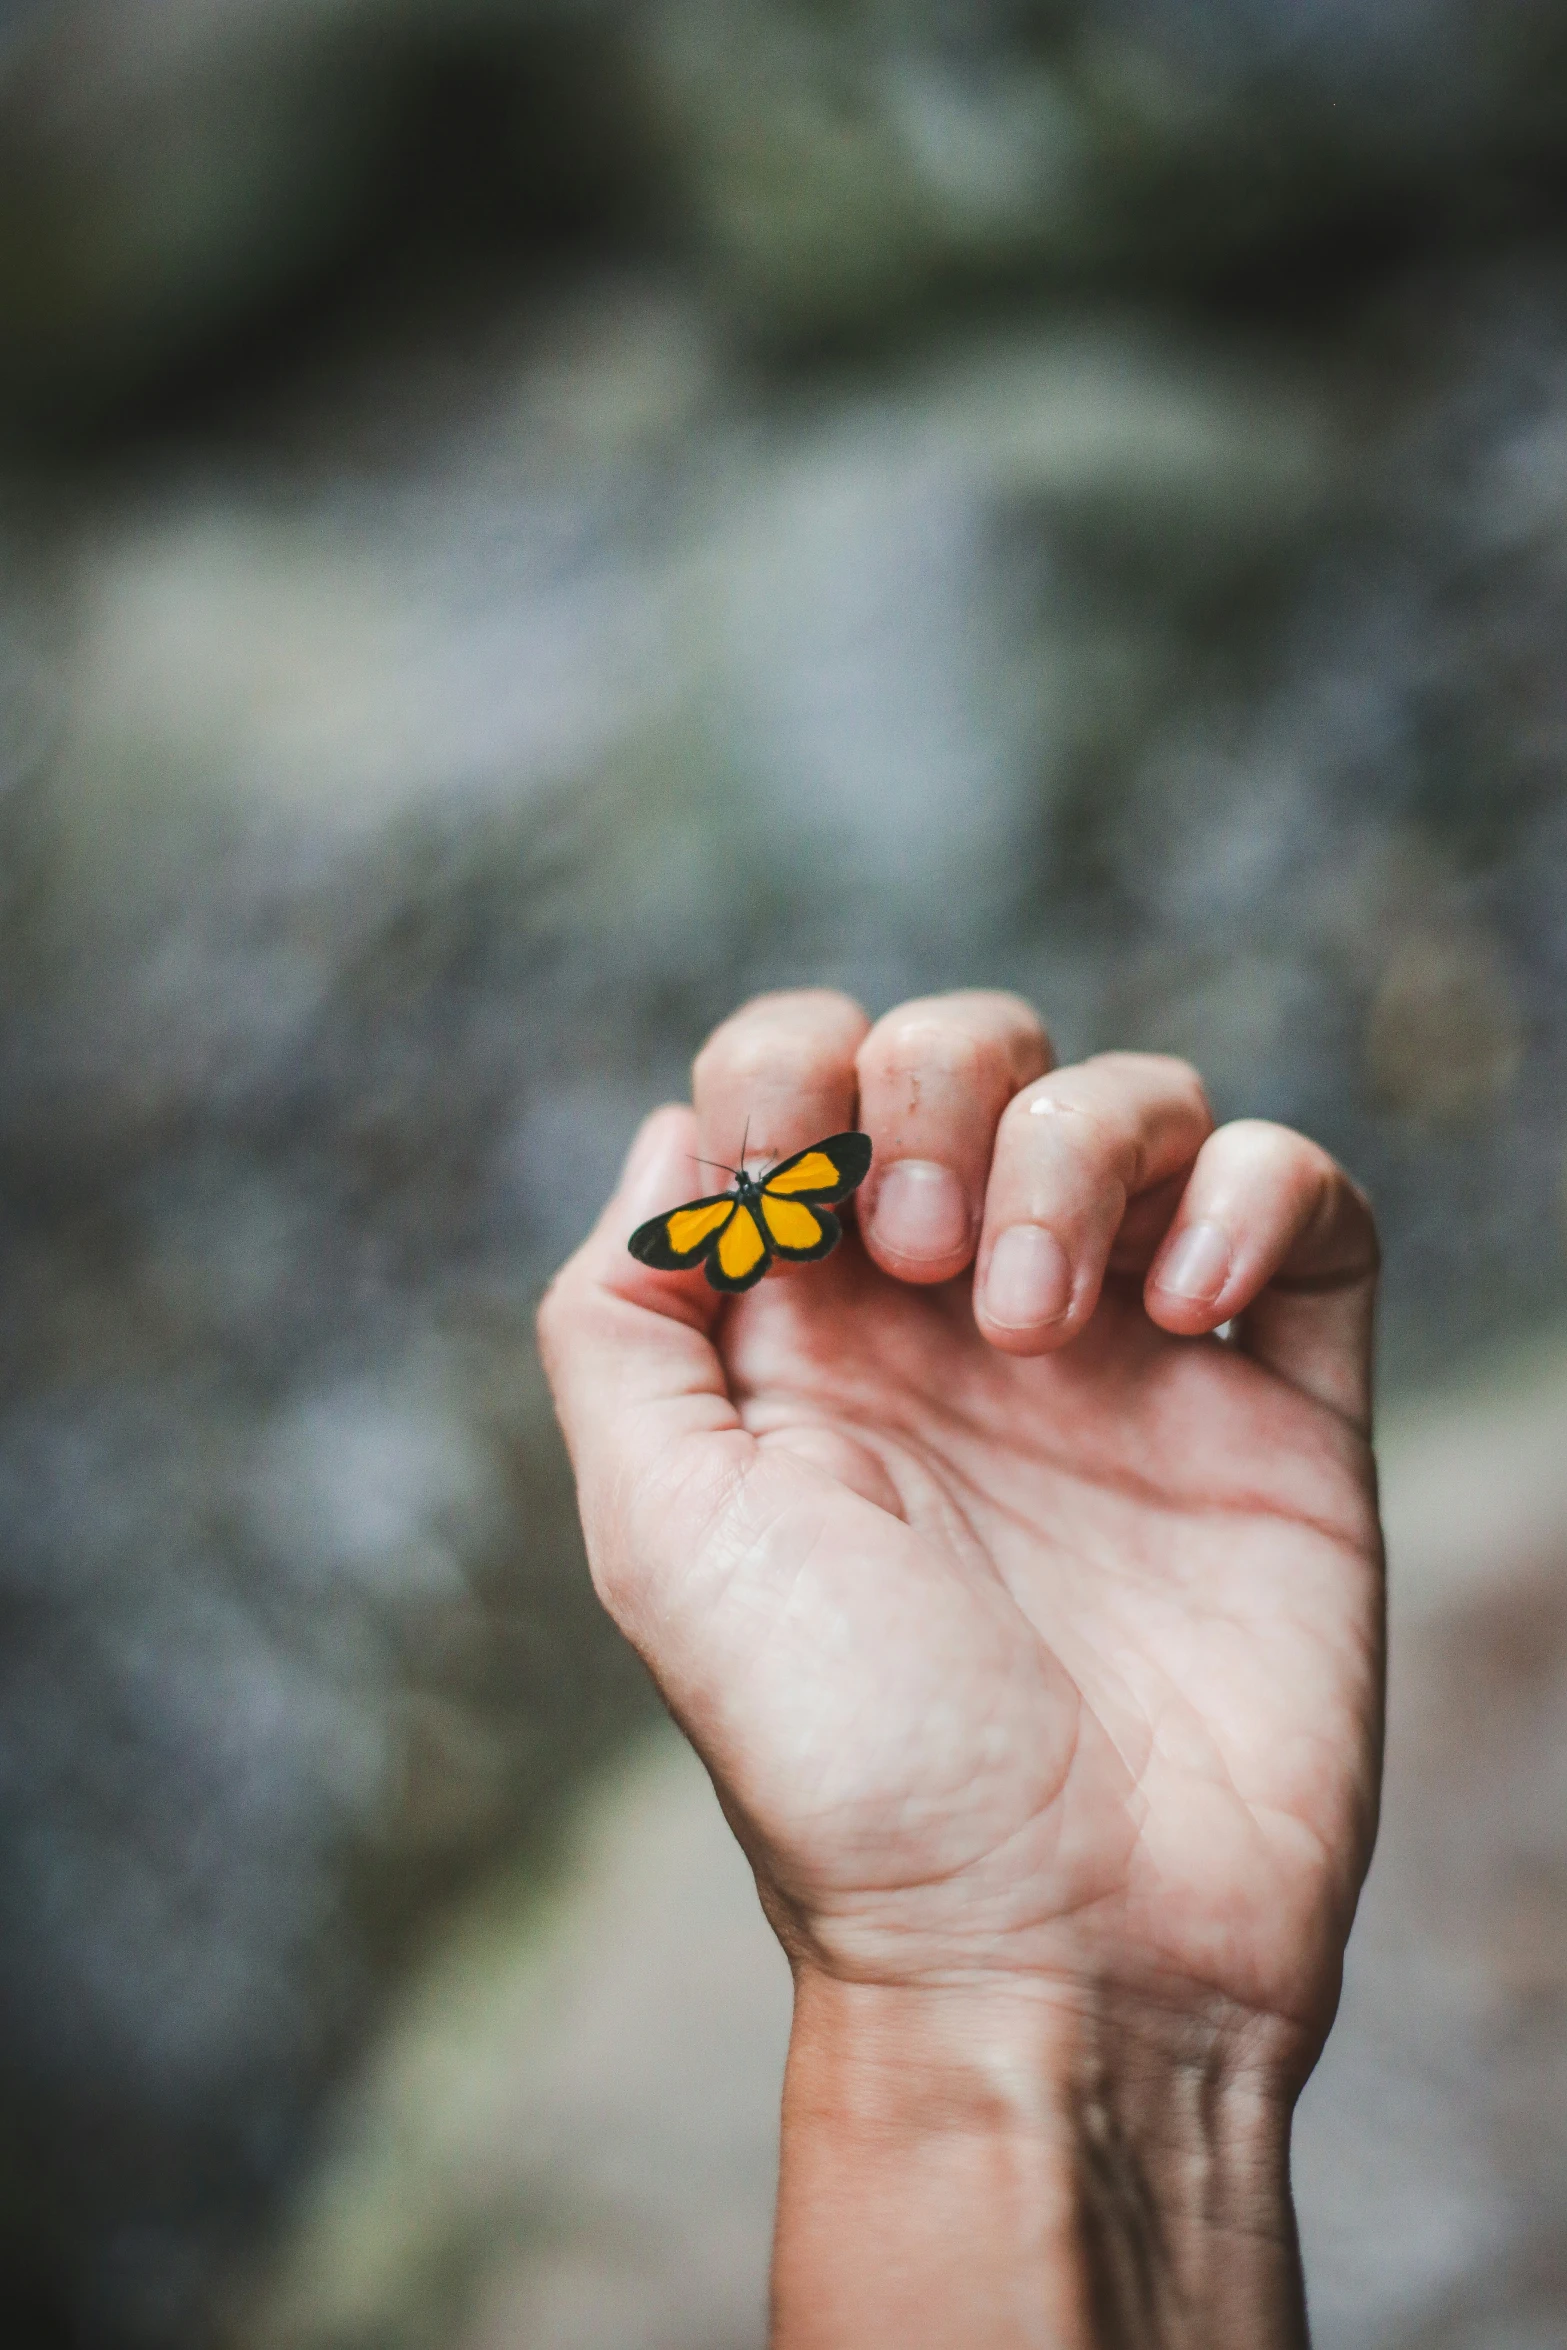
[773,1968,1308,2350]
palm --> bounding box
[635,1241,1382,2042]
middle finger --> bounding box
[857,990,1053,1283]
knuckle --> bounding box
[749,986,865,1025]
[1223,1116,1321,1175]
[1094,1049,1211,1114]
[1001,1080,1147,1195]
[700,1027,821,1097]
[1149,1050,1205,1092]
[867,1016,988,1084]
[860,1008,1041,1105]
[1011,1079,1124,1151]
[694,993,865,1098]
[940,987,1049,1043]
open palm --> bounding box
[541,990,1382,2080]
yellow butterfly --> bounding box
[628,1131,873,1293]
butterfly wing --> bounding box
[627,1135,870,1289]
[759,1131,872,1202]
[755,1131,870,1263]
[628,1191,736,1271]
[707,1201,771,1291]
[758,1192,841,1261]
[628,1189,773,1291]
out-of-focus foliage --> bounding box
[6,0,1567,423]
[2,2,1567,2345]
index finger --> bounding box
[692,990,870,1175]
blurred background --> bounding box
[3,1,1567,2343]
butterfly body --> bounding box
[628,1131,872,1293]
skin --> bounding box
[539,987,1384,2349]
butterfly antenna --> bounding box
[690,1155,740,1178]
[739,1114,751,1176]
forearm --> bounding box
[771,1970,1310,2350]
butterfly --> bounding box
[628,1130,873,1293]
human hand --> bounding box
[539,988,1383,2348]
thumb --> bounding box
[536,1106,741,1576]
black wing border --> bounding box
[702,1202,773,1292]
[757,1199,842,1263]
[759,1130,872,1204]
[627,1190,737,1271]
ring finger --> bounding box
[975,1052,1214,1351]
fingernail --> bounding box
[871,1160,970,1261]
[984,1225,1073,1329]
[1157,1219,1231,1302]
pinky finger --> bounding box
[1143,1119,1379,1434]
